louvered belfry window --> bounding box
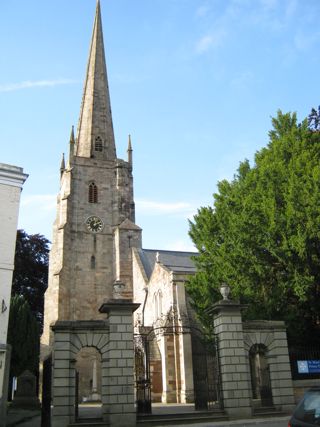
[89,182,98,203]
[95,136,103,152]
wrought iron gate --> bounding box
[134,327,222,413]
[134,335,151,414]
[192,333,222,410]
[41,356,52,427]
[75,370,79,421]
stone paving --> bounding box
[5,405,290,427]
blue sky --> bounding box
[1,0,320,251]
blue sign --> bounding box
[298,360,320,374]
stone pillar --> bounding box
[210,300,252,418]
[268,323,295,412]
[50,327,75,427]
[179,333,194,403]
[99,299,139,427]
[159,335,176,403]
[91,357,100,401]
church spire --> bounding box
[75,0,116,160]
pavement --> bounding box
[6,407,41,427]
[4,406,290,427]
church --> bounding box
[41,2,295,426]
[41,0,200,419]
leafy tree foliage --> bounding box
[188,110,320,345]
[12,230,49,330]
[7,295,40,378]
[308,106,320,131]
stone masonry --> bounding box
[100,300,139,427]
[211,300,252,418]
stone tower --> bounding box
[42,0,142,355]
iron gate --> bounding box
[192,333,222,410]
[41,356,52,427]
[134,327,222,414]
[134,334,151,414]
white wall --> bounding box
[0,163,27,424]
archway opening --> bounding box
[249,344,273,407]
[75,347,102,420]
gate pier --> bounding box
[99,299,140,427]
[210,300,252,418]
[48,299,139,427]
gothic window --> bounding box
[153,293,158,320]
[95,136,103,152]
[91,255,96,269]
[158,291,162,317]
[89,182,98,203]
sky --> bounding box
[1,0,320,251]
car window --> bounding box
[294,391,320,425]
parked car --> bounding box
[289,387,320,426]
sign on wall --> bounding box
[297,360,320,374]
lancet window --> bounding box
[89,182,98,203]
[91,255,96,269]
[95,136,103,152]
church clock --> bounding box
[85,215,104,233]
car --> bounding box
[289,387,320,426]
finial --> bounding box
[113,279,125,299]
[70,125,75,144]
[60,153,65,177]
[127,134,132,151]
[127,134,133,169]
[220,283,231,301]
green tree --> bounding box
[188,110,320,345]
[12,230,49,330]
[7,295,40,378]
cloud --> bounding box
[195,29,226,54]
[196,4,211,18]
[0,78,78,93]
[294,31,320,51]
[136,199,196,217]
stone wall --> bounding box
[243,320,295,412]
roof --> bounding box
[135,248,198,279]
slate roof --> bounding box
[136,248,198,279]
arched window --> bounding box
[153,293,158,320]
[95,136,103,152]
[89,182,98,203]
[91,255,96,269]
[158,291,162,317]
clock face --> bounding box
[85,215,104,233]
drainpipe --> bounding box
[142,286,148,326]
[173,281,181,403]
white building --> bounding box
[0,163,28,426]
